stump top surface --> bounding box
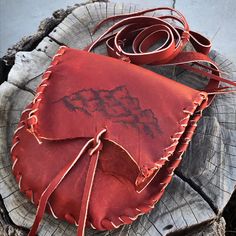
[0,1,236,236]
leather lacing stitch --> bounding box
[11,114,110,232]
[11,120,35,204]
[12,109,36,204]
[10,53,89,224]
[146,92,207,168]
[57,93,206,230]
[27,46,67,143]
[135,92,207,194]
[97,93,208,230]
[10,90,208,231]
[10,101,199,232]
[11,114,103,229]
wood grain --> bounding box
[1,1,235,235]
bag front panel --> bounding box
[11,47,208,232]
[29,48,207,174]
[11,109,174,230]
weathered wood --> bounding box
[0,1,236,236]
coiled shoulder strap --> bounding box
[86,7,236,105]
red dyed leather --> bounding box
[11,7,236,236]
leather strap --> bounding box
[86,7,236,105]
[28,129,106,236]
[76,150,100,236]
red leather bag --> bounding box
[11,7,236,236]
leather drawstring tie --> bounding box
[28,129,107,236]
[86,7,236,104]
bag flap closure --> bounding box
[27,47,207,191]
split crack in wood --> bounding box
[174,170,218,214]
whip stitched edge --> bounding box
[10,93,207,230]
[136,92,207,192]
[26,46,67,142]
[10,45,208,230]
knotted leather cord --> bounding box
[28,129,106,236]
[86,7,236,104]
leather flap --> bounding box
[27,47,207,191]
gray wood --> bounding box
[0,1,235,235]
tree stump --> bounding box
[1,1,236,235]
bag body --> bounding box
[10,7,236,236]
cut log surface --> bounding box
[1,1,236,236]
